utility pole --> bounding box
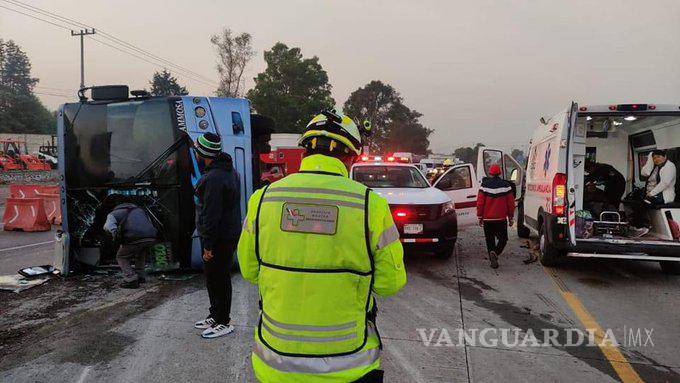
[70,29,96,89]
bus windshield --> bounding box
[63,99,179,188]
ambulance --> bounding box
[517,103,680,273]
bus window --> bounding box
[232,112,244,135]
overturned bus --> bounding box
[55,85,272,275]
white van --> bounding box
[517,103,680,273]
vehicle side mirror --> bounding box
[436,178,452,190]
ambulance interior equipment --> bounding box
[575,108,680,242]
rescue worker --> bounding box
[103,195,157,289]
[193,132,242,339]
[584,160,626,214]
[476,164,515,269]
[237,110,407,383]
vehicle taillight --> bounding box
[552,173,567,217]
[394,210,408,219]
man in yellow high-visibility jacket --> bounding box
[238,110,407,383]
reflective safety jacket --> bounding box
[238,154,407,383]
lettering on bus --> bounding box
[174,100,187,131]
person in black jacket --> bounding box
[193,133,241,339]
[584,160,626,216]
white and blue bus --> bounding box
[55,85,272,275]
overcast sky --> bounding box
[2,0,680,153]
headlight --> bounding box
[441,202,455,216]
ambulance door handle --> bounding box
[466,194,476,198]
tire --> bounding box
[538,224,562,267]
[516,202,531,239]
[435,240,455,260]
[660,261,680,275]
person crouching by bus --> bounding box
[193,133,242,339]
[103,196,157,289]
[628,150,677,237]
[476,164,515,269]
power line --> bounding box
[1,0,220,87]
[35,85,73,92]
[90,37,219,88]
[0,4,70,30]
[34,91,72,98]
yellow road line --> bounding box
[543,267,644,383]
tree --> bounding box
[453,143,485,164]
[247,43,335,133]
[0,39,55,134]
[343,80,432,154]
[148,69,188,96]
[511,148,526,166]
[211,28,255,98]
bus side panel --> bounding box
[205,97,253,215]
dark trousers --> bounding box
[352,370,384,382]
[483,220,508,255]
[203,239,237,325]
[116,239,155,282]
[625,194,664,228]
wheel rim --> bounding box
[539,232,546,255]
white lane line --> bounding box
[75,366,92,383]
[0,240,55,253]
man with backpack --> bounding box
[103,196,158,288]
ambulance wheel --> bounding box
[660,261,680,275]
[538,225,562,267]
[516,202,531,238]
[435,240,455,259]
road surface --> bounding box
[1,227,679,382]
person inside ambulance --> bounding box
[237,110,407,383]
[627,150,677,237]
[583,160,626,217]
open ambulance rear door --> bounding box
[565,102,582,246]
[476,147,525,201]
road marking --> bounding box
[543,267,644,383]
[0,240,55,253]
[75,366,91,383]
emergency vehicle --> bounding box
[259,147,304,186]
[517,103,680,273]
[55,85,272,275]
[351,161,457,258]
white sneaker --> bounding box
[194,317,216,330]
[630,227,650,238]
[202,323,235,339]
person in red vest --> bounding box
[476,164,515,269]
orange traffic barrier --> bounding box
[2,198,51,232]
[41,193,62,225]
[40,185,60,195]
[9,184,42,199]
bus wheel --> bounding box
[538,224,562,267]
[660,261,680,275]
